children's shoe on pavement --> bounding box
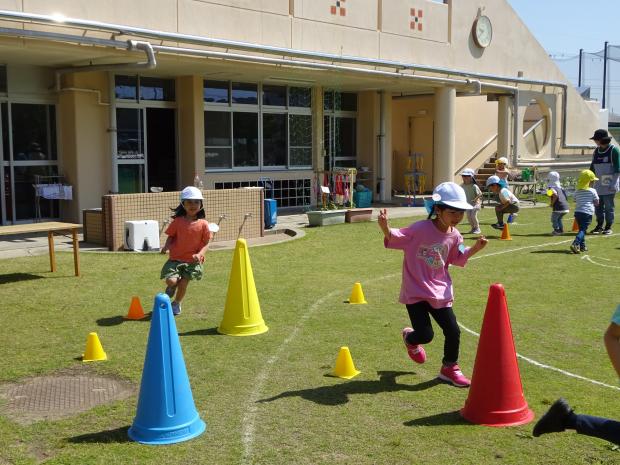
[603,228,613,235]
[171,301,181,316]
[569,243,580,254]
[533,398,573,437]
[402,327,426,364]
[438,364,470,387]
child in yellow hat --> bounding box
[570,170,600,254]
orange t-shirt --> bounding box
[165,217,212,263]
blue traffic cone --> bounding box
[128,293,206,445]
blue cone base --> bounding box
[128,417,206,445]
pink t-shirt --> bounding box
[384,219,473,308]
[165,217,212,263]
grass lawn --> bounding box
[0,203,619,464]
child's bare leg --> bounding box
[165,277,179,297]
[174,278,189,304]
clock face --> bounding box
[473,15,493,48]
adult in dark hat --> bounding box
[588,129,620,235]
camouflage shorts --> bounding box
[160,260,203,281]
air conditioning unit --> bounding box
[124,220,160,251]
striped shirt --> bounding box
[573,188,599,216]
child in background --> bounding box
[495,157,511,189]
[485,175,520,230]
[460,168,482,234]
[546,171,570,235]
[160,186,214,315]
[570,170,599,254]
[378,182,488,387]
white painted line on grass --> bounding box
[458,323,620,392]
[581,254,620,269]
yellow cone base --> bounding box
[82,332,107,362]
[347,282,367,304]
[332,346,361,379]
[218,238,269,336]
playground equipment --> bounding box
[461,283,534,427]
[346,282,367,304]
[82,332,107,362]
[217,238,268,336]
[125,296,146,320]
[332,346,361,379]
[128,293,206,444]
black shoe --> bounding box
[491,223,504,230]
[590,227,603,235]
[533,398,573,437]
[570,243,580,254]
[603,228,613,235]
[580,245,588,252]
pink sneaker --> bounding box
[438,364,470,387]
[401,327,426,364]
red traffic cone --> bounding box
[461,283,534,427]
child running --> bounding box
[160,186,214,315]
[495,157,511,189]
[546,171,569,235]
[570,170,599,254]
[378,182,488,387]
[460,168,482,234]
[486,175,520,230]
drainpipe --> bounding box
[54,40,156,90]
[109,72,118,193]
[378,91,385,201]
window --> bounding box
[115,75,175,102]
[204,81,312,170]
[0,65,6,93]
[204,111,232,169]
[324,91,358,169]
[214,178,311,208]
[11,104,57,161]
[204,80,229,103]
[116,108,144,159]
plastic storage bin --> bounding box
[353,190,373,208]
[260,177,277,229]
[125,220,160,251]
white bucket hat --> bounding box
[460,168,476,177]
[431,182,472,210]
[180,186,204,201]
[485,175,501,187]
[496,157,508,165]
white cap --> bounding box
[431,182,472,210]
[180,186,203,201]
[486,175,501,187]
[460,168,476,177]
[496,157,508,165]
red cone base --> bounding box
[461,283,534,427]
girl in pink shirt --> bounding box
[378,182,487,387]
[160,186,214,316]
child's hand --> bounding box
[160,247,168,255]
[192,253,205,264]
[378,208,388,229]
[472,235,488,252]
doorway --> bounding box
[146,108,176,192]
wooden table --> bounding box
[0,222,82,276]
[511,181,538,205]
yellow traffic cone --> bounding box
[218,239,269,336]
[500,223,512,241]
[347,282,367,304]
[572,218,579,232]
[332,346,361,379]
[125,296,146,320]
[82,332,107,362]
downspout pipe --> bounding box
[55,40,156,90]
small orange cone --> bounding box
[126,296,146,320]
[500,223,512,241]
[571,218,579,232]
[461,284,534,426]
